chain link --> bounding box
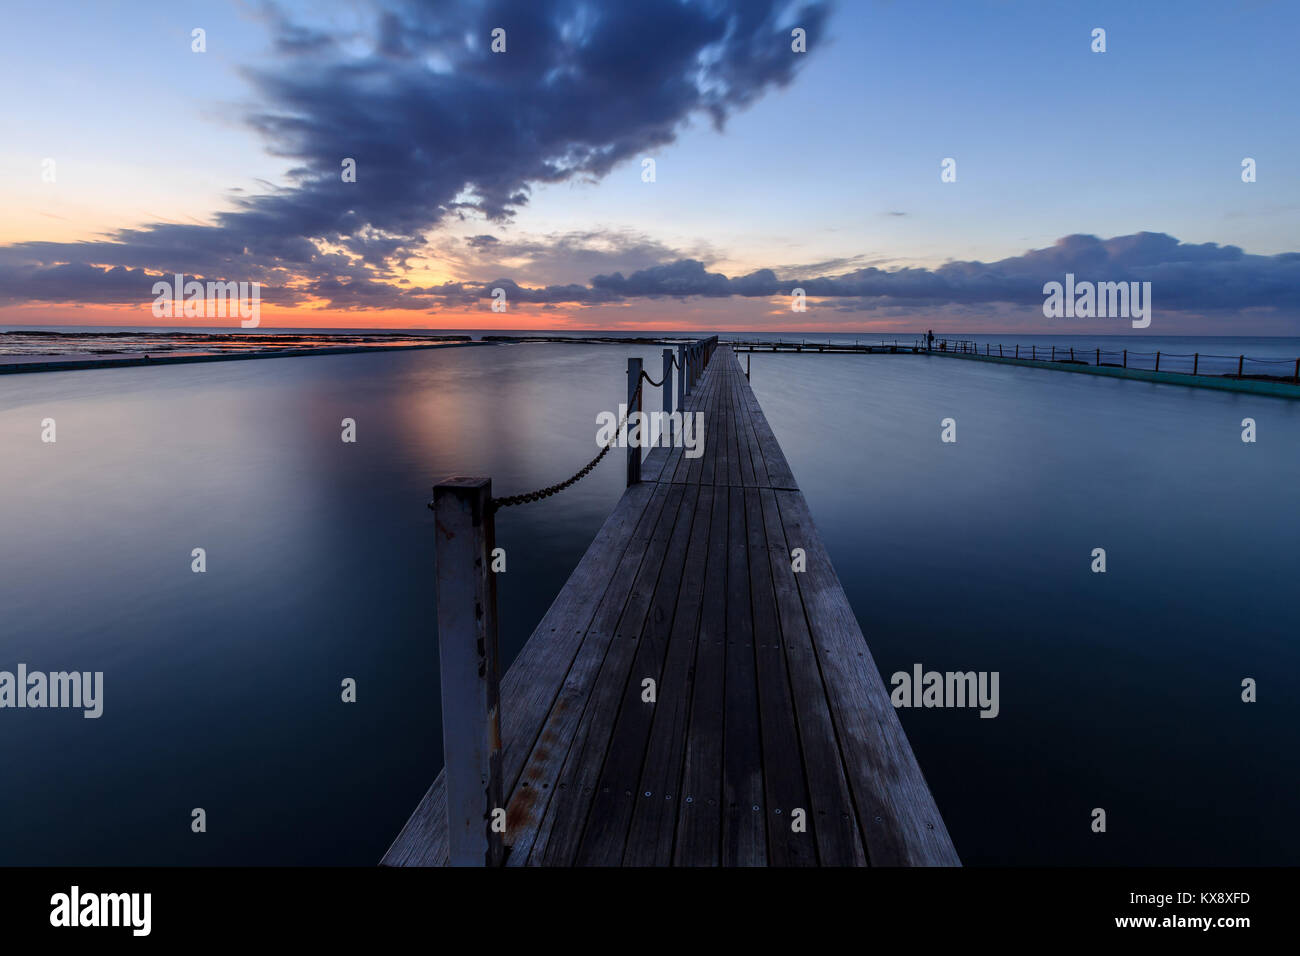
[487,379,644,512]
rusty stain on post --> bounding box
[433,476,504,866]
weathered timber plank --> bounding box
[732,379,759,488]
[773,488,960,866]
[672,482,729,865]
[722,483,765,865]
[745,487,816,866]
[739,377,797,489]
[759,488,866,866]
[577,483,702,864]
[501,480,677,865]
[533,482,689,864]
[622,484,714,865]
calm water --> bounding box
[1,344,1297,865]
[750,351,1300,865]
[0,343,670,865]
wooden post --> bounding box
[1015,345,1018,359]
[999,344,1003,357]
[1069,347,1074,362]
[1238,355,1244,378]
[746,352,751,379]
[678,343,687,400]
[627,357,642,486]
[1051,346,1055,362]
[1032,345,1036,360]
[433,476,504,867]
[1294,358,1299,383]
[1155,351,1161,372]
[662,348,674,445]
[1096,348,1100,366]
[1193,353,1199,375]
[1123,349,1127,368]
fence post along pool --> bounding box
[723,336,1300,399]
[393,337,957,867]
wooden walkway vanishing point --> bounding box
[383,344,959,866]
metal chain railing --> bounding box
[462,337,714,513]
[486,379,645,512]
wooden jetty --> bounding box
[383,342,958,866]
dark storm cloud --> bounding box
[401,232,1300,317]
[576,233,1300,313]
[0,0,828,306]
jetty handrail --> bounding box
[924,338,1300,382]
[728,335,1300,383]
[428,335,715,865]
[487,336,715,510]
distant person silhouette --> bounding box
[927,329,934,350]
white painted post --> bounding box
[627,357,642,486]
[662,348,674,447]
[433,476,504,867]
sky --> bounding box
[1,0,1297,333]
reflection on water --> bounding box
[0,343,668,865]
[1,345,1296,864]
